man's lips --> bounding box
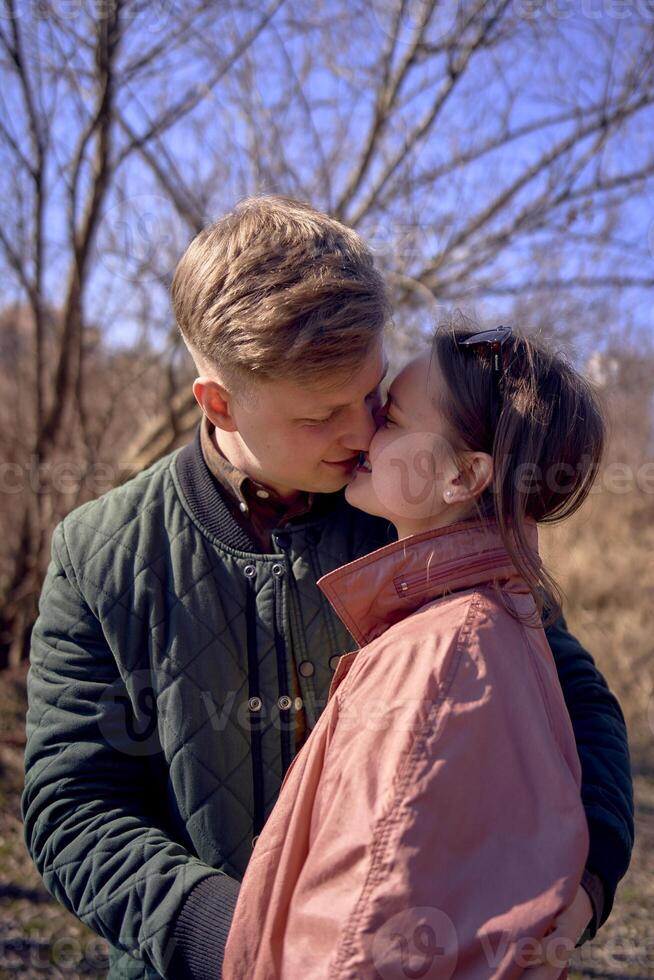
[324,455,359,467]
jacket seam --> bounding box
[63,497,171,578]
[55,521,84,599]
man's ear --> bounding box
[454,451,493,499]
[192,377,238,433]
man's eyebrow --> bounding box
[314,360,390,413]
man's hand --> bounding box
[520,883,593,978]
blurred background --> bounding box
[0,0,652,976]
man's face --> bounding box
[208,337,389,496]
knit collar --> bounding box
[317,517,539,647]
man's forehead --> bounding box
[306,354,390,411]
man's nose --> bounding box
[341,402,380,451]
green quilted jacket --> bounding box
[21,421,634,979]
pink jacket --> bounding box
[222,518,588,979]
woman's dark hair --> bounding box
[431,313,606,628]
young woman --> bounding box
[221,321,604,979]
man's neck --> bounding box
[212,426,304,504]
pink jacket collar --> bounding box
[317,517,540,646]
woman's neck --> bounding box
[393,504,478,541]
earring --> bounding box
[445,489,453,501]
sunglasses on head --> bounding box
[457,325,514,417]
[457,325,514,376]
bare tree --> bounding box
[1,0,653,666]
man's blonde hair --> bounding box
[171,195,391,390]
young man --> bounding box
[21,197,634,980]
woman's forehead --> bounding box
[389,350,438,414]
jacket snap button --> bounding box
[294,697,303,711]
[329,654,341,671]
[278,695,292,710]
[272,563,284,577]
[248,696,262,712]
[298,660,314,677]
[244,564,256,578]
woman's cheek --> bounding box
[372,431,443,520]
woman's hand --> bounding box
[520,883,593,978]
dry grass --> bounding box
[540,488,654,770]
[541,487,654,979]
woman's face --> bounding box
[345,350,478,538]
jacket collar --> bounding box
[317,517,540,647]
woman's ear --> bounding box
[454,451,493,499]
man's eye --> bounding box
[302,416,332,426]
